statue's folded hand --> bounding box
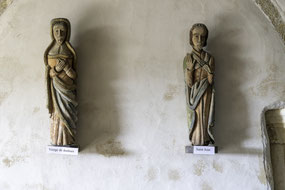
[63,64,70,72]
[49,68,57,77]
[208,74,213,84]
[186,78,192,87]
[55,59,66,72]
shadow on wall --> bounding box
[73,5,129,157]
[207,14,261,155]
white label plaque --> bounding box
[193,146,215,155]
[46,146,79,155]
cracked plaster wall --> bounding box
[0,0,285,189]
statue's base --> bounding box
[185,145,218,155]
[46,145,79,155]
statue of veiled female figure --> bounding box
[183,23,215,146]
[44,18,78,146]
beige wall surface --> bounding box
[0,0,285,189]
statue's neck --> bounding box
[54,43,63,54]
[48,42,72,57]
[192,48,203,57]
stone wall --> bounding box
[255,0,285,44]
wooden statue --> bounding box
[44,18,78,146]
[183,23,215,146]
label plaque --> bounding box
[185,146,218,154]
[46,145,79,155]
[193,146,215,155]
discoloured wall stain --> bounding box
[249,64,285,97]
[255,0,285,44]
[0,0,12,16]
[0,91,10,105]
[32,107,40,114]
[20,145,28,153]
[31,133,44,142]
[257,157,267,185]
[146,167,157,181]
[269,64,278,73]
[163,84,179,101]
[2,157,13,167]
[135,164,142,170]
[2,156,25,167]
[212,160,223,173]
[202,182,213,190]
[194,160,206,176]
[24,184,49,190]
[230,159,242,169]
[168,169,180,181]
[0,57,22,105]
[258,169,267,185]
[95,138,125,157]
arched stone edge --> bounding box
[261,101,285,190]
[255,1,285,189]
[0,0,13,16]
[255,0,285,45]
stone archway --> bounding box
[261,101,285,190]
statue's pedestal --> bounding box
[185,145,218,155]
[46,145,79,155]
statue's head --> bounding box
[51,18,71,45]
[189,23,208,51]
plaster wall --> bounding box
[0,0,285,189]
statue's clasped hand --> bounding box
[208,74,213,85]
[49,68,57,77]
[55,58,67,72]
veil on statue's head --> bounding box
[50,18,71,42]
[44,18,77,67]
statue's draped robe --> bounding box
[183,49,215,146]
[46,48,78,146]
